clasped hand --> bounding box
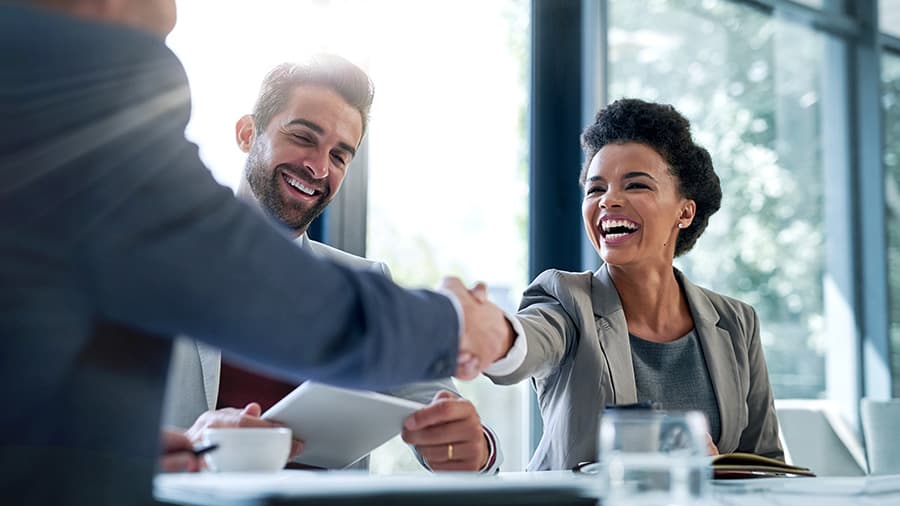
[440,277,515,380]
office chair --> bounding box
[775,399,867,476]
[860,398,900,475]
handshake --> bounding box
[439,277,516,381]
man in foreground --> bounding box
[0,1,512,504]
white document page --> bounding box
[262,382,424,469]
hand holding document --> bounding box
[262,382,425,469]
[402,390,491,471]
[439,277,515,380]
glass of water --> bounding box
[598,410,711,505]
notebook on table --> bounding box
[712,452,816,479]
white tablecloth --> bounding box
[155,470,900,505]
[711,475,900,505]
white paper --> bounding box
[261,382,424,469]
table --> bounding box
[155,471,900,506]
[710,475,900,505]
[154,471,599,506]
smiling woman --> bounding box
[486,99,783,471]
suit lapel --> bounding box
[589,264,741,433]
[677,270,741,451]
[591,265,637,404]
[196,343,222,411]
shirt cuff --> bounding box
[479,425,503,474]
[484,313,527,376]
[417,424,503,473]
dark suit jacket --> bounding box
[0,6,458,505]
[488,265,782,470]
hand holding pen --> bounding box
[159,428,217,472]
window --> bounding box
[364,0,532,472]
[882,0,900,38]
[608,0,829,398]
[884,54,900,396]
[168,0,533,472]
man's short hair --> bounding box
[252,55,374,141]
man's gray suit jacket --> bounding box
[488,264,783,470]
[163,234,461,470]
[0,6,459,505]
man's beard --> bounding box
[244,147,329,233]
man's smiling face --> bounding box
[241,84,363,235]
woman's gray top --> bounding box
[630,329,722,443]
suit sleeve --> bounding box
[737,307,784,460]
[74,50,459,390]
[486,270,578,384]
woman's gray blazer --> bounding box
[488,264,783,471]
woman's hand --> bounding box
[706,433,719,456]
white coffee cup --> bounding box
[201,427,292,472]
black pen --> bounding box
[191,443,219,457]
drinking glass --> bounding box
[598,410,711,505]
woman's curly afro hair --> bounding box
[580,98,722,257]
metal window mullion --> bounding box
[323,136,369,257]
[580,0,608,273]
[846,0,892,401]
[529,0,586,456]
[822,29,864,429]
